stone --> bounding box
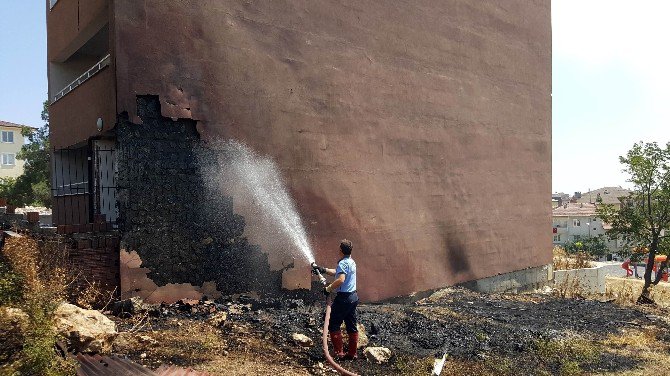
[110,296,148,317]
[291,333,313,347]
[207,311,228,328]
[363,347,392,364]
[54,303,118,354]
[2,307,28,324]
[138,335,158,346]
[342,323,369,349]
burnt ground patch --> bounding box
[111,287,670,375]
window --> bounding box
[2,153,15,166]
[573,235,581,241]
[553,235,561,242]
[1,131,14,143]
[573,219,581,226]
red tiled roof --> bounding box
[552,202,597,217]
[0,120,36,129]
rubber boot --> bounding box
[345,332,359,360]
[330,331,346,358]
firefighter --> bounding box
[312,239,359,360]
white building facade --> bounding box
[552,202,623,258]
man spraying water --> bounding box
[312,239,359,360]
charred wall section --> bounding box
[116,96,281,298]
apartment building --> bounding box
[0,121,28,179]
[47,0,551,301]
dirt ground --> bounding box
[110,287,670,376]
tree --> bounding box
[563,235,610,259]
[8,101,51,207]
[598,142,670,303]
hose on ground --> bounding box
[322,295,360,376]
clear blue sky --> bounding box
[1,2,668,195]
[0,2,47,128]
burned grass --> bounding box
[105,287,670,376]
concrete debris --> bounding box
[206,311,228,327]
[291,333,314,347]
[363,347,392,364]
[55,303,117,353]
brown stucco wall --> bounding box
[112,0,552,301]
[49,67,116,149]
[47,0,109,62]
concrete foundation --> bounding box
[458,264,553,294]
[554,263,629,295]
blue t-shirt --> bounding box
[335,256,357,293]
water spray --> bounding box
[210,141,358,374]
[211,141,316,264]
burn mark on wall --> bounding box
[116,95,282,298]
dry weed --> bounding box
[553,274,587,299]
[0,235,76,375]
[553,247,593,270]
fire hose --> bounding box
[312,263,447,375]
[312,263,360,376]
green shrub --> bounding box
[0,257,23,305]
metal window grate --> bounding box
[51,145,119,227]
[52,54,111,103]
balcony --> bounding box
[48,0,109,62]
[49,61,115,149]
[52,54,110,103]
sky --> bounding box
[0,2,669,196]
[0,2,47,128]
[552,0,670,195]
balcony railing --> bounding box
[52,54,111,103]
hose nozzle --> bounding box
[311,262,327,286]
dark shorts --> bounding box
[329,291,359,333]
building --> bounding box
[47,1,551,302]
[552,203,602,244]
[552,202,624,258]
[576,187,631,210]
[0,121,28,179]
[552,192,570,208]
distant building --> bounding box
[0,121,28,179]
[552,203,601,244]
[552,202,625,259]
[552,192,570,208]
[575,186,632,210]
